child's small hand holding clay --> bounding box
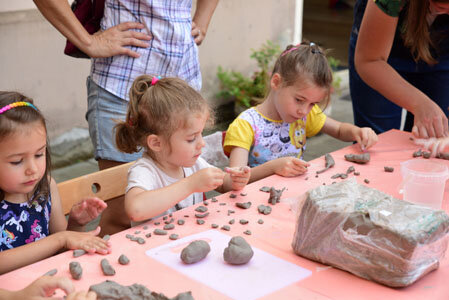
[353,127,378,151]
[224,166,251,191]
[269,157,310,177]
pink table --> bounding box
[1,129,448,299]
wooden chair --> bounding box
[57,162,133,215]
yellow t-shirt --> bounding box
[223,105,326,167]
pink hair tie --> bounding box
[151,76,162,85]
[281,43,301,57]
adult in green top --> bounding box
[349,0,449,138]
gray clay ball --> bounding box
[118,254,130,265]
[180,240,211,264]
[223,236,254,265]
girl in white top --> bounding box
[115,76,250,224]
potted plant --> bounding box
[216,40,281,115]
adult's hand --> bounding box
[412,97,448,138]
[33,0,151,58]
[86,22,151,58]
[191,21,205,46]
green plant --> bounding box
[217,40,281,108]
[328,56,342,93]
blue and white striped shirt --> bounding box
[91,0,201,100]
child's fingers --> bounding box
[292,158,310,167]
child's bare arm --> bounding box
[321,117,378,150]
[125,168,225,222]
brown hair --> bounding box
[115,76,212,159]
[0,91,51,203]
[272,43,333,109]
[403,0,449,65]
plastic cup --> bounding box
[400,159,449,209]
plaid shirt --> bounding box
[90,0,201,100]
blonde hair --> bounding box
[272,43,333,109]
[115,76,212,159]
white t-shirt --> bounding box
[126,154,212,225]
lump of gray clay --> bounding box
[384,166,394,172]
[89,280,194,300]
[221,225,231,231]
[211,197,218,202]
[239,219,249,225]
[257,204,272,215]
[211,224,219,228]
[154,229,167,235]
[195,212,209,218]
[69,261,82,280]
[346,166,355,174]
[43,268,57,277]
[177,219,185,225]
[423,151,431,159]
[243,230,252,235]
[229,219,235,225]
[118,254,130,265]
[259,186,271,193]
[344,153,370,164]
[101,258,116,276]
[223,236,254,265]
[197,219,205,225]
[258,219,264,224]
[195,205,208,213]
[163,224,175,230]
[169,234,179,240]
[229,193,237,198]
[235,202,252,209]
[413,149,423,157]
[73,249,86,257]
[180,240,211,264]
[316,153,335,174]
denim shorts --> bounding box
[86,76,143,162]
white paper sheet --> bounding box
[146,230,312,300]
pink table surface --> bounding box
[1,129,448,299]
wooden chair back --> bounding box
[57,162,133,215]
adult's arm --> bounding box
[33,0,151,58]
[191,0,219,45]
[354,0,448,138]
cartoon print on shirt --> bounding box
[0,224,17,249]
[3,210,29,233]
[25,219,44,243]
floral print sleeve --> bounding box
[374,0,405,17]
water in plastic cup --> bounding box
[400,159,449,209]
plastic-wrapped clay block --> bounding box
[292,179,449,287]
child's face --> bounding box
[0,121,47,200]
[273,76,327,123]
[164,112,208,168]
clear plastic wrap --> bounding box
[292,179,449,287]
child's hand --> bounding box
[14,275,74,298]
[225,166,251,191]
[272,157,310,177]
[190,167,225,193]
[69,197,107,226]
[353,127,378,151]
[414,136,449,157]
[63,227,110,255]
[66,290,98,300]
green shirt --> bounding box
[374,0,405,17]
